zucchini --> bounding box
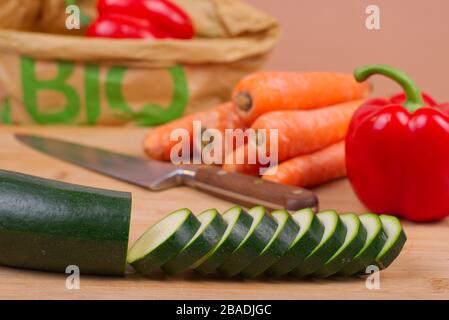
[374,215,407,270]
[218,206,278,277]
[127,208,200,275]
[193,206,253,274]
[313,213,366,278]
[338,213,387,276]
[241,210,299,278]
[291,210,347,277]
[0,170,131,276]
[161,209,227,275]
[266,208,324,277]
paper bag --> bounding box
[0,0,278,126]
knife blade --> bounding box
[15,134,318,211]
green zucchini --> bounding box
[161,209,227,275]
[266,208,324,277]
[218,206,278,277]
[338,213,387,276]
[193,206,253,274]
[374,215,407,270]
[291,210,347,277]
[313,213,366,278]
[0,170,131,276]
[241,210,299,278]
[127,208,200,275]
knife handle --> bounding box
[183,167,318,212]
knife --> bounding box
[15,134,318,212]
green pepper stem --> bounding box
[354,64,425,112]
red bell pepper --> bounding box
[86,14,167,39]
[346,64,449,222]
[95,0,194,39]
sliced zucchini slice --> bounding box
[291,210,347,277]
[313,213,367,278]
[266,208,324,276]
[338,213,387,276]
[374,215,407,270]
[218,206,278,277]
[241,210,299,278]
[161,209,227,275]
[193,206,253,274]
[127,208,200,275]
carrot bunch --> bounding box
[143,71,370,188]
[143,102,246,161]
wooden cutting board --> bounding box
[0,126,447,300]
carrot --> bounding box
[233,71,370,124]
[222,99,362,175]
[252,99,362,162]
[143,102,246,161]
[262,141,346,187]
[222,144,263,176]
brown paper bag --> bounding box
[0,0,278,126]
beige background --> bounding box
[246,0,449,101]
[2,1,447,106]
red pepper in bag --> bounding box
[346,64,449,222]
[86,14,167,39]
[90,0,194,39]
